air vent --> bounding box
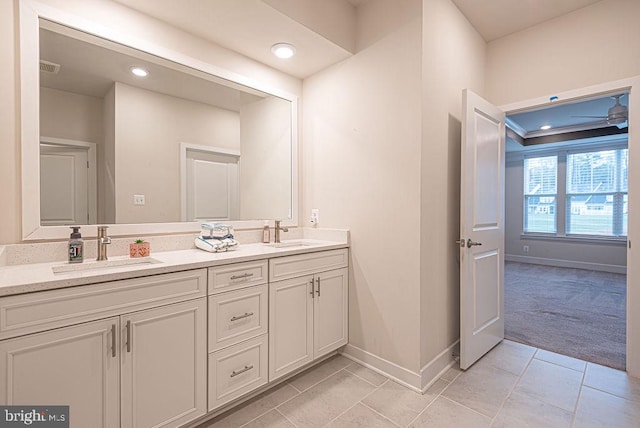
[39,60,61,74]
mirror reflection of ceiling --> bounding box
[39,23,265,112]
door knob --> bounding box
[466,239,482,248]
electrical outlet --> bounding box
[523,245,529,253]
[310,209,319,224]
[134,194,145,205]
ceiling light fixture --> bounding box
[540,125,551,130]
[271,43,296,59]
[130,67,149,77]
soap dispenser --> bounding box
[68,226,84,263]
[262,220,270,243]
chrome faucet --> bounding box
[274,220,289,243]
[97,226,111,261]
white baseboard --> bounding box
[419,340,459,392]
[506,254,626,274]
[340,344,422,392]
[340,341,460,393]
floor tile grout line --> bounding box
[357,401,403,428]
[236,387,302,428]
[402,377,454,427]
[316,378,392,428]
[439,395,494,423]
[287,381,303,394]
[274,407,299,428]
[289,362,352,393]
[579,383,640,404]
[570,366,589,428]
[318,402,364,428]
[487,349,537,426]
[403,390,440,426]
[532,353,587,373]
[343,365,389,388]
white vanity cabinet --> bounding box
[268,249,349,381]
[0,317,120,427]
[207,261,269,411]
[0,269,208,428]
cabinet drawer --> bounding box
[208,334,268,411]
[208,285,268,352]
[208,260,268,294]
[0,269,207,340]
[269,249,348,282]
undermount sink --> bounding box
[266,240,316,248]
[52,257,162,274]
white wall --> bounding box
[40,87,103,143]
[1,0,21,243]
[1,0,301,244]
[303,0,423,372]
[114,83,240,224]
[420,0,486,370]
[239,97,292,220]
[505,156,627,272]
[486,0,640,106]
[303,0,486,383]
[102,85,116,224]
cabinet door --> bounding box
[0,317,120,428]
[269,275,314,381]
[314,268,349,358]
[121,299,206,428]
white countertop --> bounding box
[0,239,348,297]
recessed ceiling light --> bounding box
[271,43,296,59]
[540,125,551,130]
[130,67,149,77]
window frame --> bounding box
[523,154,558,234]
[519,139,628,242]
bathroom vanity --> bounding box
[0,240,349,428]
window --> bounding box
[524,156,557,233]
[522,145,628,239]
[566,149,628,236]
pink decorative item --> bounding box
[129,240,150,258]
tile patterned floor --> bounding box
[196,340,640,428]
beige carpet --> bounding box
[505,261,626,370]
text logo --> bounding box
[0,406,68,427]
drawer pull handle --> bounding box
[316,277,321,296]
[309,278,314,298]
[111,324,117,358]
[230,273,254,280]
[230,312,254,322]
[230,365,254,378]
[126,320,132,353]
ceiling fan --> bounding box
[572,94,628,124]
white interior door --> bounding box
[185,149,239,221]
[459,89,506,370]
[40,145,89,226]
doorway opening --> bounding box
[503,92,629,370]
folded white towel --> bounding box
[194,236,239,253]
[201,222,234,238]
